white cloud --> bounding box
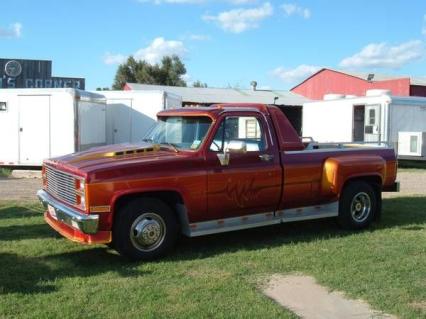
[422,14,426,35]
[272,64,321,83]
[203,2,273,33]
[103,52,127,65]
[281,3,311,19]
[134,37,187,64]
[339,40,425,69]
[103,37,187,65]
[181,73,191,82]
[188,34,210,41]
[0,23,22,38]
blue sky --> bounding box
[1,0,425,90]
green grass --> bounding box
[0,197,425,319]
[0,167,11,177]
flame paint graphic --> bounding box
[225,178,260,208]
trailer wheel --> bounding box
[113,197,178,261]
[338,181,377,230]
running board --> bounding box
[187,201,339,237]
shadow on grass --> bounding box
[0,249,148,295]
[0,204,42,220]
[0,223,54,241]
[0,196,424,295]
[166,196,426,262]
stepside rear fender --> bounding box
[321,155,385,197]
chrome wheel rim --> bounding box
[350,192,371,223]
[130,213,166,252]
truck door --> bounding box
[18,95,50,165]
[364,104,381,142]
[205,113,282,219]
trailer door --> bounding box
[106,99,132,144]
[18,95,50,165]
[364,104,381,142]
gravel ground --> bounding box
[0,177,42,202]
[0,169,424,202]
[383,169,426,198]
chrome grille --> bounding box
[45,166,77,206]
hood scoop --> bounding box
[68,145,160,163]
[114,146,159,156]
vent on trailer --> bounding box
[398,132,426,157]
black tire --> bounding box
[112,197,179,261]
[338,181,377,230]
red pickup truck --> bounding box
[38,103,399,260]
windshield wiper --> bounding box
[159,142,179,153]
[142,138,154,143]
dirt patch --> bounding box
[383,170,426,198]
[410,301,426,311]
[262,274,397,319]
[0,177,41,202]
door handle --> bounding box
[19,127,23,132]
[259,154,274,162]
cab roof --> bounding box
[157,103,270,118]
[157,103,305,152]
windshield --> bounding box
[143,116,212,151]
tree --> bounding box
[112,55,187,90]
[193,80,208,88]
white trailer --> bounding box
[302,90,426,158]
[98,90,182,144]
[0,88,106,166]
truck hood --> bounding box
[46,142,190,178]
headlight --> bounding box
[42,166,47,188]
[75,178,86,210]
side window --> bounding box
[209,116,266,152]
[369,109,375,125]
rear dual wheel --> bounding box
[112,198,179,261]
[338,181,378,230]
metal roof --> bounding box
[328,68,426,86]
[125,83,310,106]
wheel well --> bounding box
[342,175,382,193]
[113,191,185,216]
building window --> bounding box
[0,102,7,112]
[410,135,418,153]
[369,109,375,125]
[210,116,265,152]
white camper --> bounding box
[0,88,106,166]
[99,90,182,144]
[302,90,426,158]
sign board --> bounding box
[0,58,85,89]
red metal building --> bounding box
[291,68,426,100]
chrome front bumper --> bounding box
[37,189,99,234]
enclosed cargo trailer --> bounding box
[0,88,106,166]
[302,90,426,159]
[97,90,182,144]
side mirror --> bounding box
[217,151,230,166]
[216,140,246,166]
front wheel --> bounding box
[338,181,378,230]
[113,198,179,261]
